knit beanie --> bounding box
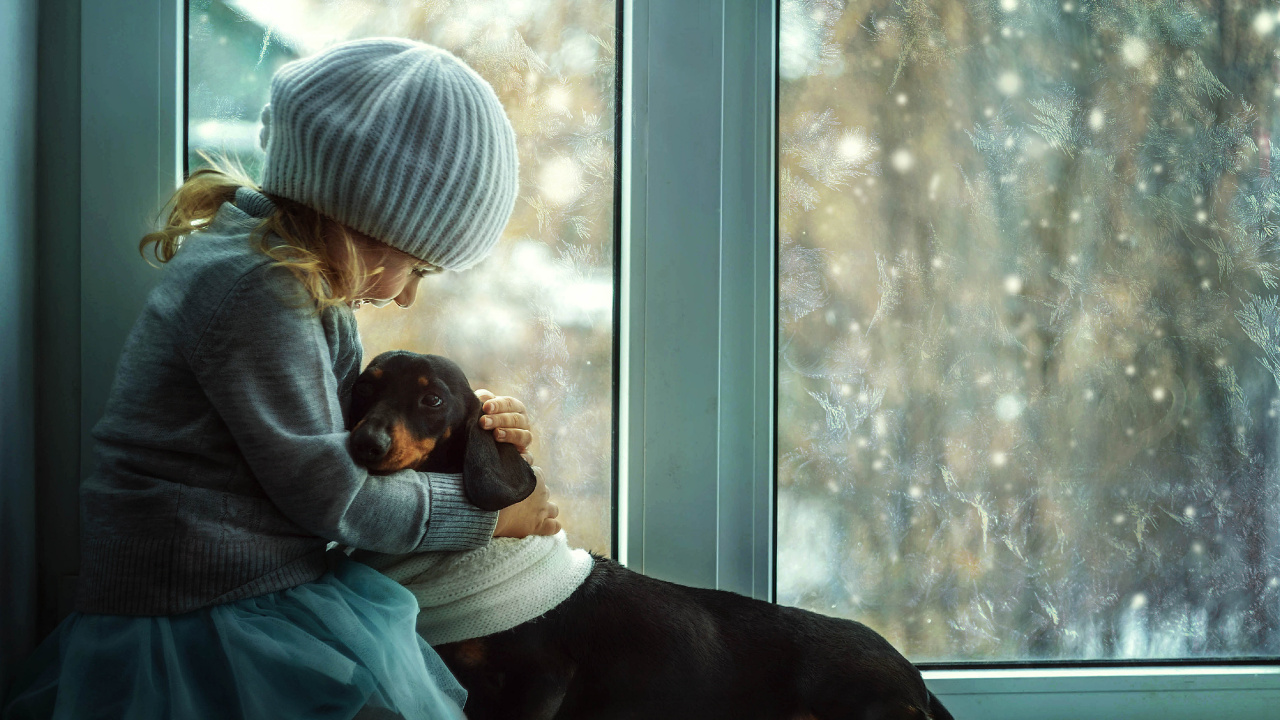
[258,37,519,271]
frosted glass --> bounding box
[778,0,1280,662]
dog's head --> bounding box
[347,351,537,511]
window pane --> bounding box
[777,0,1280,661]
[189,0,617,555]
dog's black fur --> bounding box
[348,351,954,720]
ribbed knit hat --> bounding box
[258,38,519,271]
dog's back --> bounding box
[437,557,951,720]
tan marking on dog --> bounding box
[368,367,383,379]
[369,422,437,472]
[418,375,431,387]
[455,639,487,668]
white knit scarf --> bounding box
[361,531,594,645]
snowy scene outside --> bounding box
[188,0,616,555]
[778,0,1280,661]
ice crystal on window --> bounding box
[783,111,880,189]
[866,253,902,333]
[780,167,821,215]
[779,0,845,80]
[1218,365,1251,456]
[780,233,829,324]
[1236,294,1280,391]
[869,0,955,91]
[1028,90,1081,158]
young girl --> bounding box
[3,37,558,719]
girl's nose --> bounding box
[394,274,422,309]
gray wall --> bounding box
[0,0,40,695]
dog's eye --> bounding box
[420,394,443,408]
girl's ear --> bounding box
[462,398,537,511]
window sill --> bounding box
[925,665,1280,719]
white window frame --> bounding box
[75,0,1280,717]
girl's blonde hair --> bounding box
[139,153,370,310]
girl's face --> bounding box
[338,231,442,309]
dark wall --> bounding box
[1,0,84,692]
[35,0,82,635]
[0,0,39,695]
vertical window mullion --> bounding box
[715,0,778,601]
[620,0,777,597]
[619,0,725,588]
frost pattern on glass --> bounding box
[778,0,1280,661]
[189,0,616,555]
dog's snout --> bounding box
[351,424,392,464]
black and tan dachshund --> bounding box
[348,351,954,720]
[347,350,537,512]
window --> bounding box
[187,0,619,555]
[77,0,1280,715]
[777,0,1280,663]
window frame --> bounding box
[69,0,1280,716]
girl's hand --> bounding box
[475,389,559,537]
[475,389,534,463]
[493,465,561,538]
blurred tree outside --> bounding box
[779,0,1280,662]
[188,0,617,556]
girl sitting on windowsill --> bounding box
[3,37,559,720]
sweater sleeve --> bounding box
[188,263,496,553]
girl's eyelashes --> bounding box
[412,265,442,278]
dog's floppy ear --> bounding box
[462,401,537,511]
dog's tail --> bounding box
[926,691,954,720]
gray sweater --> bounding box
[76,187,497,615]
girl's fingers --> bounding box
[479,395,528,416]
[475,394,537,452]
[537,518,562,536]
[480,411,530,431]
[493,428,533,450]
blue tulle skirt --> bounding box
[2,552,466,720]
